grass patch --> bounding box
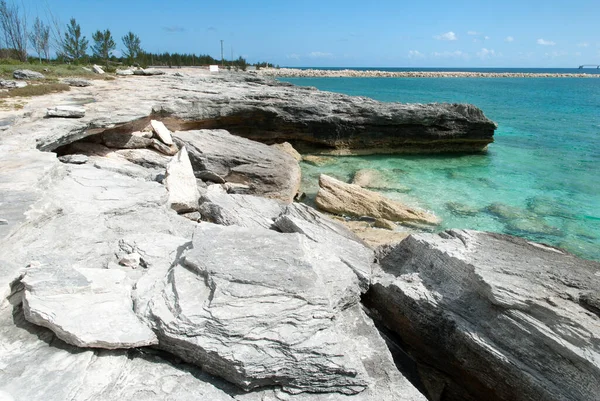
[0,83,71,98]
[0,62,114,80]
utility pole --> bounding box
[220,40,224,67]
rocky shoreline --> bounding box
[0,68,598,401]
[258,67,600,78]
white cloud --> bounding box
[308,51,332,58]
[434,31,457,41]
[484,36,490,40]
[544,51,568,57]
[505,36,514,42]
[477,48,500,59]
[408,50,425,59]
[537,38,556,46]
[577,42,589,47]
[286,53,300,60]
[467,31,479,36]
[432,50,467,58]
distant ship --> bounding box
[579,64,600,69]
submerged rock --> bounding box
[365,229,600,401]
[315,174,439,226]
[303,155,336,166]
[445,201,480,216]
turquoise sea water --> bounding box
[280,76,600,261]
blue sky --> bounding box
[27,0,600,67]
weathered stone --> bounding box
[21,265,158,349]
[0,79,27,89]
[199,184,283,229]
[13,69,45,80]
[196,170,226,183]
[131,130,152,138]
[116,69,134,76]
[174,129,301,203]
[271,141,302,161]
[315,174,439,226]
[46,106,86,118]
[374,218,397,230]
[58,154,88,164]
[223,182,251,194]
[150,119,174,145]
[338,220,410,248]
[303,155,336,166]
[138,223,370,394]
[133,68,165,76]
[445,201,480,216]
[92,65,105,74]
[165,147,200,213]
[365,230,600,401]
[62,78,92,87]
[275,202,374,287]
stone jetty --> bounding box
[259,67,600,78]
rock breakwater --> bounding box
[258,67,600,78]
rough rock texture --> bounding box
[365,230,600,401]
[116,69,134,75]
[315,174,439,226]
[164,147,199,213]
[58,154,88,164]
[21,266,158,349]
[133,68,165,76]
[271,141,302,161]
[46,105,86,118]
[174,129,301,203]
[199,184,284,229]
[138,224,371,394]
[0,70,495,156]
[62,78,92,87]
[0,79,27,89]
[13,69,45,80]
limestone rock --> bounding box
[0,79,27,89]
[315,174,439,226]
[365,230,600,401]
[140,223,370,394]
[199,184,284,229]
[352,169,386,188]
[116,69,134,75]
[46,106,86,118]
[271,141,302,161]
[13,69,45,80]
[150,119,174,145]
[165,147,200,213]
[196,170,226,183]
[62,78,92,87]
[303,155,336,166]
[174,130,301,203]
[133,68,165,76]
[92,65,105,74]
[21,265,158,349]
[58,154,88,164]
[275,202,374,287]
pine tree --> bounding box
[29,17,50,63]
[62,18,88,63]
[122,31,142,64]
[91,29,115,66]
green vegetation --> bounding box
[0,82,70,98]
[62,18,88,63]
[91,29,115,66]
[122,32,142,65]
[29,17,50,63]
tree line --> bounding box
[0,1,270,69]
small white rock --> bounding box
[92,64,105,74]
[46,106,85,118]
[150,120,174,145]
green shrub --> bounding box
[0,83,70,98]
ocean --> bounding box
[279,70,600,261]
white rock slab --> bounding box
[46,106,85,118]
[151,119,174,145]
[116,69,134,76]
[165,147,199,213]
[21,265,158,349]
[92,64,105,74]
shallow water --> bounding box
[281,77,600,261]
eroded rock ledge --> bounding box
[5,69,496,155]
